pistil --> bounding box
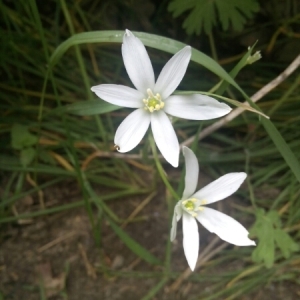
[143,89,164,113]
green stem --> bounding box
[208,31,218,61]
[149,135,178,200]
[245,149,257,209]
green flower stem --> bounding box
[149,135,179,201]
[149,135,175,290]
[245,149,257,209]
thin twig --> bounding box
[78,243,97,279]
[26,173,45,209]
[121,191,156,229]
[181,54,300,147]
[37,231,77,253]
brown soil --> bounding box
[1,178,299,300]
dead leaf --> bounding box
[36,262,66,298]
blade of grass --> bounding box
[108,218,162,266]
[141,277,169,300]
[47,30,241,91]
[63,100,120,116]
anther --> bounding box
[147,88,155,98]
[143,88,164,113]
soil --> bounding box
[0,176,299,300]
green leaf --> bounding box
[274,229,300,259]
[38,150,57,165]
[64,100,120,116]
[48,30,241,92]
[108,219,162,266]
[11,124,38,150]
[168,0,260,35]
[250,209,299,268]
[261,118,300,182]
[250,209,275,268]
[20,147,36,167]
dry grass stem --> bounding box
[78,243,97,279]
[121,191,156,229]
[181,54,300,147]
[37,231,78,253]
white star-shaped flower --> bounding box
[171,147,256,271]
[91,30,231,167]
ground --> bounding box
[0,177,299,300]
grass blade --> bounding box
[108,218,162,266]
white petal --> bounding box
[164,94,232,120]
[182,213,199,271]
[154,46,191,99]
[170,204,182,241]
[150,111,179,167]
[175,202,183,222]
[192,173,247,204]
[182,147,199,199]
[197,207,256,246]
[122,30,155,93]
[114,108,150,152]
[91,84,143,108]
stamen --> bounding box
[143,88,164,113]
[147,89,155,98]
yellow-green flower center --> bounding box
[143,89,164,113]
[181,198,207,217]
[184,200,195,211]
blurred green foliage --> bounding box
[250,209,299,268]
[168,0,260,35]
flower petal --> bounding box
[91,84,143,108]
[182,213,199,271]
[114,108,150,152]
[170,203,182,241]
[154,46,191,99]
[164,94,232,120]
[122,30,155,93]
[175,202,183,222]
[197,207,256,246]
[192,173,247,204]
[182,147,199,199]
[151,111,179,167]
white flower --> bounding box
[171,147,255,271]
[91,30,231,167]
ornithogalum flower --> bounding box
[91,30,231,167]
[171,147,255,271]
